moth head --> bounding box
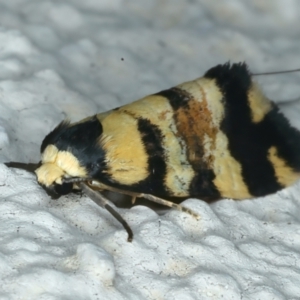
[35,144,87,195]
[36,116,106,196]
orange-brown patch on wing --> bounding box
[177,78,252,199]
[173,87,217,170]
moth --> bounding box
[7,62,300,241]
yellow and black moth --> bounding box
[13,62,300,241]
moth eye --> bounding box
[54,182,73,195]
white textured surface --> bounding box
[1,1,300,299]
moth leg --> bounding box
[131,196,136,205]
[89,182,200,220]
[78,183,133,242]
[139,193,200,220]
[74,179,200,220]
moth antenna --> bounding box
[252,68,300,76]
[4,161,41,173]
[79,182,133,242]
